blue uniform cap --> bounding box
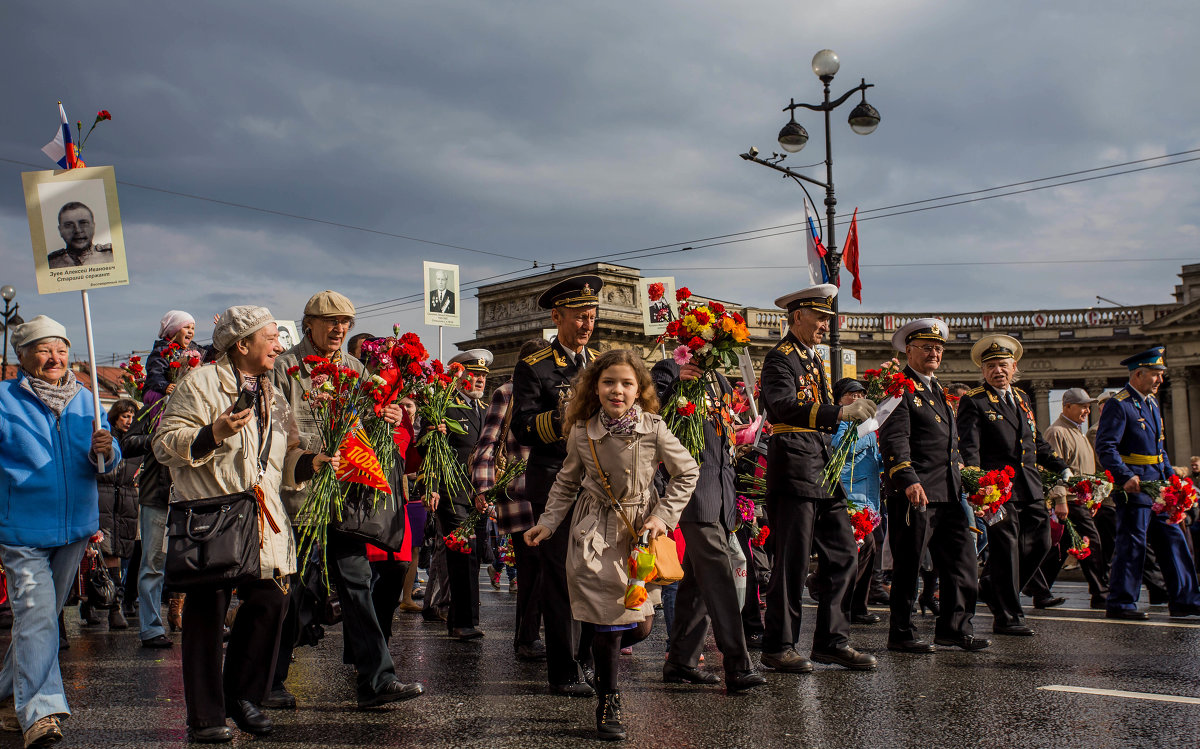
[1119,346,1166,371]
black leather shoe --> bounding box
[226,699,272,736]
[1090,595,1107,610]
[745,631,764,650]
[887,638,935,653]
[450,626,485,640]
[1033,596,1066,609]
[1169,604,1200,618]
[261,687,296,709]
[663,662,720,684]
[993,623,1036,636]
[934,634,992,651]
[188,725,234,743]
[549,679,595,698]
[852,612,882,624]
[515,640,547,660]
[141,634,173,649]
[760,648,814,673]
[421,609,447,623]
[1105,609,1149,621]
[595,690,626,741]
[725,670,767,693]
[811,645,877,670]
[358,679,425,708]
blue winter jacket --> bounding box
[0,373,119,548]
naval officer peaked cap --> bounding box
[891,318,949,352]
[775,283,837,315]
[538,275,604,310]
[450,348,493,373]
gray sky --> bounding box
[2,1,1198,363]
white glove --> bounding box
[839,399,877,423]
[1061,468,1073,481]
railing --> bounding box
[749,305,1149,334]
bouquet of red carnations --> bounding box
[118,355,146,403]
[159,341,203,385]
[821,359,915,491]
[1039,468,1115,513]
[413,360,472,504]
[356,329,431,503]
[656,286,752,459]
[848,503,882,545]
[1062,518,1092,560]
[287,357,367,570]
[962,465,1015,522]
[1144,474,1199,525]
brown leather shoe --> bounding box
[760,648,814,673]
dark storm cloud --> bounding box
[1,1,1199,359]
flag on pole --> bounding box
[41,103,85,169]
[805,199,829,285]
[843,208,863,302]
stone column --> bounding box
[1189,378,1200,462]
[1169,367,1191,465]
[1032,379,1053,428]
[1086,377,1108,426]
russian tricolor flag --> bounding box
[41,103,86,169]
[805,198,829,285]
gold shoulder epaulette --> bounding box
[1114,390,1130,401]
[778,342,794,355]
[966,386,985,396]
[523,346,554,365]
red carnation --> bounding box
[286,365,300,377]
[169,361,182,369]
[687,336,706,351]
[407,362,423,377]
[96,110,112,121]
[709,301,725,314]
[678,402,696,416]
[732,312,744,325]
[188,357,201,367]
[692,308,711,326]
[648,282,665,302]
[303,355,325,365]
[676,287,692,302]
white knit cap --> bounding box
[158,310,196,339]
[11,315,71,353]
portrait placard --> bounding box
[22,166,129,295]
[639,276,677,336]
[423,260,461,328]
[275,320,300,352]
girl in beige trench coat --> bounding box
[526,349,698,742]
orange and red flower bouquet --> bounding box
[962,465,1015,524]
[656,286,751,458]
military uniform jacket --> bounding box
[511,339,593,470]
[957,383,1066,503]
[432,391,485,523]
[878,366,961,503]
[760,331,842,499]
[47,243,114,268]
[651,359,738,528]
[1094,383,1172,508]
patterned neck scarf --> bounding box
[600,403,641,436]
[25,369,80,416]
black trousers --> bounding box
[181,579,286,729]
[980,500,1050,627]
[763,497,855,653]
[370,559,408,643]
[510,531,543,647]
[849,529,876,617]
[439,508,482,630]
[888,498,978,640]
[327,530,397,698]
[1027,504,1109,599]
[527,464,584,685]
[667,521,753,673]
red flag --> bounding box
[336,428,392,493]
[843,208,862,303]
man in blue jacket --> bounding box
[1095,346,1200,620]
[0,315,118,747]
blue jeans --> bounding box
[137,505,169,640]
[0,538,89,729]
[660,581,679,650]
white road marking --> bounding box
[1038,685,1200,704]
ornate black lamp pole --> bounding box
[740,49,880,380]
[1,285,21,380]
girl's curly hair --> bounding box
[561,348,660,432]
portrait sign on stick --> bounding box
[22,166,129,295]
[639,276,678,336]
[423,260,461,328]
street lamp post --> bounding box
[1,285,21,380]
[740,49,879,380]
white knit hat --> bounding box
[11,315,71,353]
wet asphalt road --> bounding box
[4,574,1200,748]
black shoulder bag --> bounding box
[164,415,273,591]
